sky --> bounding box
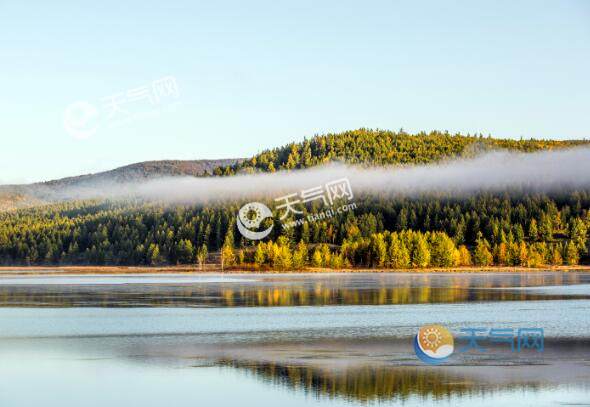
[1,0,589,184]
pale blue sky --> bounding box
[1,0,589,184]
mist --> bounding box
[46,147,590,204]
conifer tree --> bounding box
[254,243,265,268]
[411,234,431,268]
[528,219,539,241]
[565,241,579,265]
[147,243,161,266]
[196,244,208,270]
[474,238,493,266]
[389,234,410,269]
[311,248,323,267]
[457,245,472,266]
[292,241,308,269]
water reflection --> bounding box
[219,359,577,403]
[1,272,589,406]
[0,272,588,307]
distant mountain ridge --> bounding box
[40,159,243,187]
[0,158,242,211]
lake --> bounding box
[0,272,589,406]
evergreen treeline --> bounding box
[0,191,587,267]
[214,129,588,174]
[1,130,589,268]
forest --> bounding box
[0,130,588,268]
[214,128,589,174]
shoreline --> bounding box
[0,264,589,276]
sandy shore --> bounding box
[0,264,589,275]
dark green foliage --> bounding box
[1,191,588,266]
[1,130,588,267]
[216,128,588,174]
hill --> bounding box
[0,129,589,268]
[214,129,589,175]
[42,158,243,187]
[0,158,242,211]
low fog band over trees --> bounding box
[0,130,588,268]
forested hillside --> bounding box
[1,130,589,268]
[0,192,588,267]
[214,129,588,174]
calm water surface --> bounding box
[0,272,589,406]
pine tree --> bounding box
[320,244,331,266]
[275,245,292,270]
[147,243,161,265]
[518,241,528,266]
[372,234,388,267]
[494,242,508,265]
[569,217,588,253]
[292,241,308,269]
[237,250,245,265]
[389,235,410,269]
[474,238,493,266]
[429,233,458,267]
[176,239,194,264]
[221,244,235,270]
[539,214,553,241]
[330,253,345,269]
[196,244,208,270]
[513,224,525,242]
[411,235,431,268]
[527,244,544,267]
[254,243,265,268]
[457,245,472,266]
[565,241,579,265]
[550,244,563,265]
[311,248,323,267]
[528,219,538,241]
[507,241,520,266]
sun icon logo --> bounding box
[236,202,273,240]
[413,324,454,365]
[240,203,264,229]
[422,327,443,348]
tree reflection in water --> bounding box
[218,359,549,403]
[0,272,587,307]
